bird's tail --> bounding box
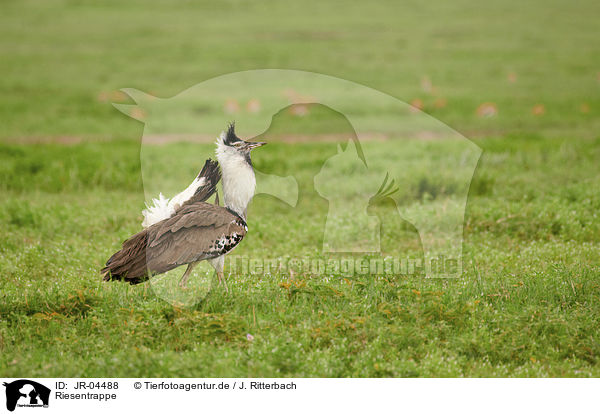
[101,229,149,284]
[192,158,221,203]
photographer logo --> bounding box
[2,380,50,412]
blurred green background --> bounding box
[1,0,599,377]
[1,0,598,140]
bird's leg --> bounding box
[179,262,198,287]
[209,256,228,293]
[217,271,229,293]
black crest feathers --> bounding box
[224,122,241,145]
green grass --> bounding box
[1,133,599,377]
[1,0,599,377]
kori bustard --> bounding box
[102,123,266,291]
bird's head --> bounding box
[216,122,266,167]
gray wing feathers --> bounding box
[103,202,247,284]
[147,203,247,273]
[150,204,234,245]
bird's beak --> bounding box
[245,141,267,150]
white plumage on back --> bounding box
[142,176,207,228]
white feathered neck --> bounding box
[215,131,256,219]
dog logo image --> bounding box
[3,380,50,412]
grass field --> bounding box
[1,0,599,377]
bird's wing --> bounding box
[145,202,247,275]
